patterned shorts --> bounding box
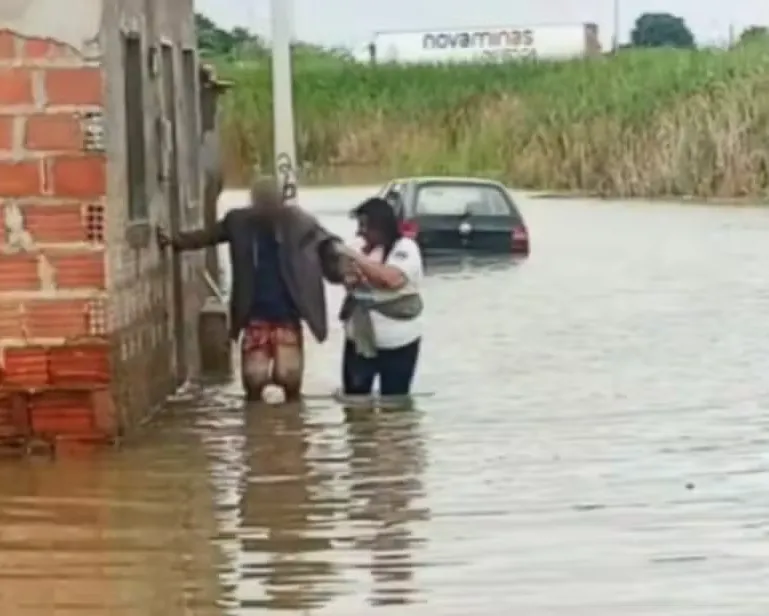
[241,320,303,358]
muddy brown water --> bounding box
[3,188,769,614]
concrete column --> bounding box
[270,0,299,204]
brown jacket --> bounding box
[174,206,343,341]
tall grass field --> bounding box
[218,43,769,197]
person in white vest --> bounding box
[338,197,424,397]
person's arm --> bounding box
[344,240,421,291]
[291,208,345,283]
[169,212,230,251]
[340,237,367,288]
[316,234,346,284]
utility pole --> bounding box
[612,0,620,51]
[270,0,298,204]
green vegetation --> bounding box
[197,11,769,197]
[195,12,354,67]
[738,25,769,45]
[218,43,769,197]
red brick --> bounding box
[0,115,13,150]
[48,342,110,385]
[89,388,116,434]
[0,401,15,438]
[0,161,43,196]
[29,390,94,435]
[9,203,85,243]
[24,113,82,151]
[84,203,104,243]
[0,31,16,59]
[0,254,39,292]
[0,68,34,105]
[24,299,88,339]
[47,156,105,197]
[0,300,22,338]
[0,392,28,439]
[2,346,48,388]
[44,68,102,106]
[48,251,105,289]
[54,433,113,455]
[22,37,73,60]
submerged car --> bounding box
[370,176,529,256]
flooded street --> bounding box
[3,188,769,614]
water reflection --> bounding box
[238,403,340,611]
[344,408,429,607]
[0,433,222,615]
[220,401,430,612]
[423,254,524,277]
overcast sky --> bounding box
[195,0,769,50]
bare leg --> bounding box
[274,336,304,402]
[242,349,272,401]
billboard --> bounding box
[370,24,599,63]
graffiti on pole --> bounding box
[276,152,298,202]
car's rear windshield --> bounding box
[414,182,515,217]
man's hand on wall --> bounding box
[156,226,174,249]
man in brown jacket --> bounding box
[159,177,346,402]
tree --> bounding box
[630,13,695,48]
[195,13,266,59]
[195,13,230,56]
[194,12,355,65]
[739,25,769,44]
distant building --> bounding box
[366,23,601,64]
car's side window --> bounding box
[377,182,393,198]
[385,183,406,217]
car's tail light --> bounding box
[511,224,529,252]
[399,220,419,238]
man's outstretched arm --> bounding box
[285,205,348,283]
[159,212,230,251]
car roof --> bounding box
[392,176,507,188]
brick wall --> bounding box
[0,0,207,453]
[0,29,114,451]
[103,0,206,432]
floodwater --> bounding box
[3,187,769,615]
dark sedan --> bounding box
[371,176,529,256]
